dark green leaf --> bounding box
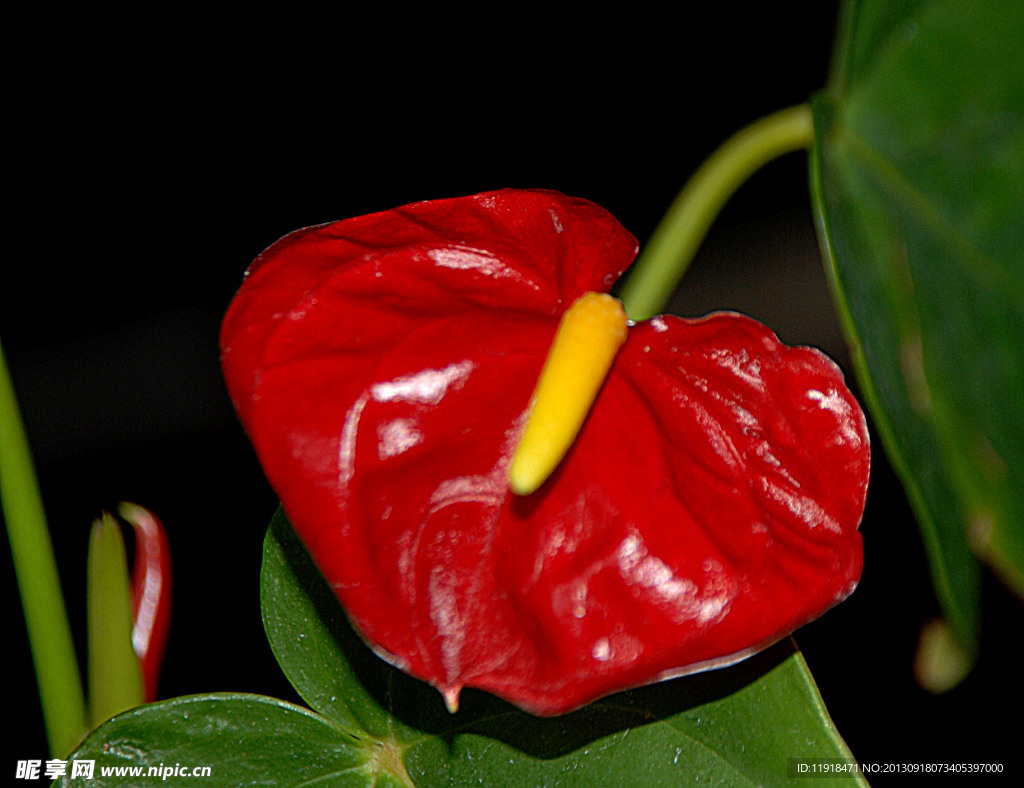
[262,508,866,787]
[810,0,1024,652]
[60,507,866,786]
[54,693,392,787]
[260,507,429,743]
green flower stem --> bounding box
[618,104,814,321]
[0,340,87,757]
[87,512,145,727]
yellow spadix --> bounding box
[509,292,629,495]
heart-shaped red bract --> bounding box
[221,189,869,716]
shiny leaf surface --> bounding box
[57,513,866,786]
[55,694,387,787]
[261,508,866,787]
[810,0,1024,650]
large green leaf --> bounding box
[260,508,866,786]
[54,693,386,786]
[810,0,1024,652]
[61,510,865,785]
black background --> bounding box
[4,4,1019,782]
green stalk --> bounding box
[618,104,814,320]
[87,512,145,727]
[0,340,87,757]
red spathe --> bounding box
[221,189,869,716]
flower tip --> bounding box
[508,464,544,497]
[441,686,461,714]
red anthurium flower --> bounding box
[221,189,869,716]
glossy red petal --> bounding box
[483,314,868,712]
[221,189,869,716]
[121,503,172,702]
[221,188,635,427]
